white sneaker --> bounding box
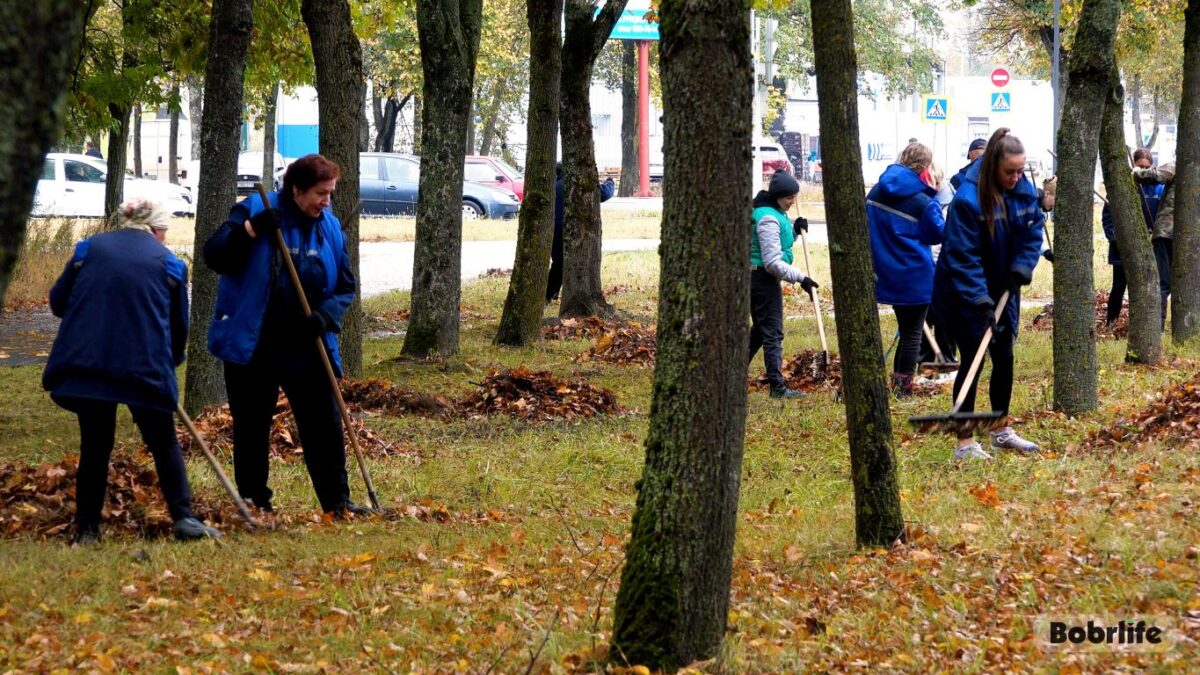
[990,427,1041,454]
[953,441,993,461]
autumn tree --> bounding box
[301,0,365,376]
[608,0,751,666]
[0,2,89,307]
[1098,66,1160,363]
[808,0,905,545]
[472,0,527,157]
[1172,0,1200,340]
[494,0,562,346]
[359,0,421,153]
[1052,0,1120,415]
[557,0,629,319]
[183,0,253,415]
[402,0,483,357]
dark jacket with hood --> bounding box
[866,163,946,305]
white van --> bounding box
[33,153,195,218]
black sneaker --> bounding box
[245,496,274,513]
[173,517,222,541]
[71,526,102,546]
[769,386,806,399]
[327,500,374,519]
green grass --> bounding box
[1,242,1198,672]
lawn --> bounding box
[1,243,1197,672]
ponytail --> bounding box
[978,128,1025,237]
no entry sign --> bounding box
[991,67,1010,87]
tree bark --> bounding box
[558,0,629,319]
[1172,0,1200,341]
[1052,0,1119,415]
[465,101,476,156]
[478,77,508,157]
[494,0,562,346]
[617,39,640,198]
[262,83,277,187]
[168,82,180,184]
[608,0,750,668]
[186,75,203,160]
[302,0,365,377]
[104,103,131,225]
[402,0,483,357]
[1131,74,1145,147]
[133,103,143,178]
[359,85,371,153]
[183,0,253,416]
[0,1,87,307]
[1099,68,1161,364]
[1145,86,1161,150]
[412,94,422,155]
[809,0,904,547]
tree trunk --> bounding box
[372,91,384,150]
[809,0,904,546]
[494,0,562,346]
[104,103,131,224]
[262,83,278,187]
[302,0,365,377]
[359,85,371,153]
[608,0,750,668]
[183,0,253,416]
[1172,0,1200,341]
[186,75,203,160]
[617,40,640,198]
[384,94,410,153]
[1131,74,1144,147]
[402,0,483,357]
[478,77,507,157]
[1100,68,1161,364]
[0,1,87,307]
[412,94,422,155]
[1145,86,1161,150]
[558,0,630,319]
[168,82,180,184]
[132,103,143,178]
[465,95,477,155]
[1052,0,1119,415]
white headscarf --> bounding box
[118,197,170,233]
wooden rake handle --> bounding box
[949,290,1010,415]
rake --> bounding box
[795,221,830,381]
[908,290,1010,435]
[918,322,959,374]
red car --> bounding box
[465,156,525,201]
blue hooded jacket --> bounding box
[932,159,1045,337]
[204,191,355,376]
[43,229,189,412]
[866,164,946,306]
[1101,182,1163,265]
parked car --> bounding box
[32,153,195,218]
[236,151,288,195]
[759,140,793,177]
[360,153,520,219]
[464,155,525,201]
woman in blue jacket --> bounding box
[867,142,946,396]
[932,128,1045,460]
[44,199,220,544]
[1102,148,1162,326]
[204,154,362,517]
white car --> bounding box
[236,151,288,195]
[32,153,195,218]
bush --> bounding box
[4,219,86,311]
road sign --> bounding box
[923,96,948,123]
[991,91,1011,113]
[991,67,1010,87]
[610,8,659,41]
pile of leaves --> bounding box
[340,377,456,419]
[575,322,656,366]
[459,366,621,422]
[0,454,266,539]
[542,317,612,341]
[1030,291,1128,338]
[750,349,844,393]
[178,393,406,462]
[1082,371,1200,451]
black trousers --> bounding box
[546,226,564,301]
[893,304,928,375]
[919,303,958,364]
[1107,264,1127,325]
[224,356,350,512]
[1153,237,1173,327]
[948,323,1015,439]
[62,397,194,530]
[748,269,786,390]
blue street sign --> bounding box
[991,91,1012,113]
[923,96,948,122]
[610,8,659,41]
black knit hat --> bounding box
[767,170,800,198]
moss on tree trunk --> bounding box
[1172,0,1200,341]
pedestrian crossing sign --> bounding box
[991,91,1011,113]
[923,96,949,123]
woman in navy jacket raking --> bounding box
[866,142,946,396]
[932,128,1044,461]
[204,154,363,517]
[44,199,220,544]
